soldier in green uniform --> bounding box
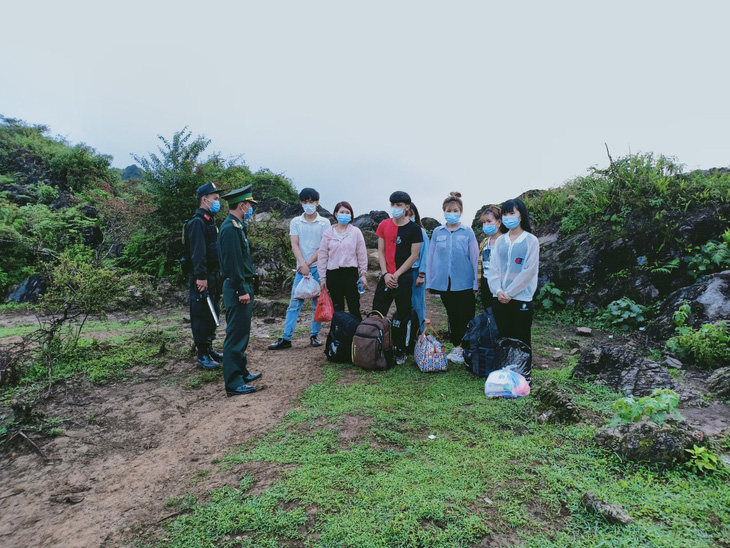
[218,185,263,396]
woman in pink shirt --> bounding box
[319,201,368,321]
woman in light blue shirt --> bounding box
[426,192,479,364]
[406,203,429,332]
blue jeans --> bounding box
[283,266,321,340]
[411,268,426,332]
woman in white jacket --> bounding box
[487,198,539,382]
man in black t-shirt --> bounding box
[373,191,423,364]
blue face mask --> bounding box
[207,198,220,213]
[409,217,415,223]
[502,214,520,230]
[244,205,254,220]
[444,212,461,225]
[482,224,497,236]
[337,213,351,225]
[391,207,404,219]
[303,204,317,215]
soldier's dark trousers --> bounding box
[222,286,253,391]
[189,275,221,354]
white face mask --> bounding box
[303,204,317,215]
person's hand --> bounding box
[298,264,311,276]
[497,290,511,304]
[196,279,208,292]
[359,276,368,290]
[385,273,398,288]
[320,280,327,291]
[239,293,251,304]
[416,275,425,287]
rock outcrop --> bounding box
[707,367,730,397]
[594,418,705,464]
[571,345,675,396]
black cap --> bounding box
[221,184,258,205]
[196,182,219,199]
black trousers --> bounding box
[327,267,362,321]
[372,274,413,352]
[440,289,476,346]
[492,297,534,376]
[189,273,221,354]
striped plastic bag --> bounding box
[414,319,448,373]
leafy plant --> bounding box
[685,230,730,279]
[597,297,647,330]
[666,320,730,369]
[684,445,726,475]
[535,282,565,311]
[609,389,683,427]
[666,301,730,368]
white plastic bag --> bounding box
[484,366,531,398]
[293,275,321,300]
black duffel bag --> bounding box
[325,311,361,363]
[461,308,500,377]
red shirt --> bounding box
[376,219,423,274]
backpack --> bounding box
[461,308,500,377]
[325,311,361,363]
[352,311,393,371]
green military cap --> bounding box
[221,184,257,205]
[196,182,219,199]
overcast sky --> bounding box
[2,1,729,222]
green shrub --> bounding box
[535,282,565,311]
[685,230,730,279]
[597,297,647,330]
[609,389,682,427]
[120,229,168,278]
[666,320,730,369]
[685,445,728,476]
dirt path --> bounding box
[0,336,326,548]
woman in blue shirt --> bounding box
[426,192,479,365]
[406,203,429,332]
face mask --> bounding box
[409,217,415,223]
[336,213,351,225]
[482,224,497,236]
[503,215,520,229]
[390,207,404,219]
[444,212,461,225]
[303,204,317,215]
[207,198,220,213]
[244,205,254,220]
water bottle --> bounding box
[357,278,365,294]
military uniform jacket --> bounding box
[185,208,219,281]
[217,213,256,297]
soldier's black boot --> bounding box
[208,347,224,361]
[197,348,220,370]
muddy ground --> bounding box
[1,297,729,548]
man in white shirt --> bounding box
[269,188,331,349]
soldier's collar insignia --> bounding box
[232,219,241,228]
[203,213,210,221]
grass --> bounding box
[146,345,730,546]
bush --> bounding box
[535,282,565,311]
[666,320,730,369]
[685,230,730,279]
[597,297,647,331]
[609,389,682,427]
